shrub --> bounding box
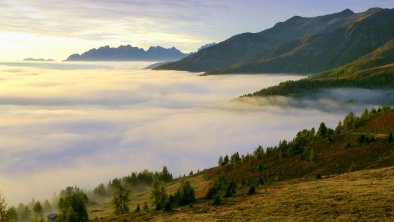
[213,195,221,206]
[143,202,149,212]
[170,180,196,207]
[163,202,172,212]
[356,134,367,145]
[134,205,140,213]
[224,180,237,197]
[247,186,256,195]
[205,186,218,200]
[389,132,394,143]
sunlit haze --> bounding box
[1,0,394,60]
[1,62,394,205]
[1,0,394,216]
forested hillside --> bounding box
[4,106,393,222]
[243,40,394,97]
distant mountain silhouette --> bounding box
[157,8,394,74]
[66,45,188,61]
[24,58,54,62]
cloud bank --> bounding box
[0,62,393,205]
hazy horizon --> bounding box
[1,0,394,61]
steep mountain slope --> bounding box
[157,9,356,72]
[244,40,394,97]
[318,39,394,78]
[157,8,394,74]
[214,8,394,74]
[66,45,187,61]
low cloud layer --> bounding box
[0,62,392,205]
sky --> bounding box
[1,0,393,61]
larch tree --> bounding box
[112,184,130,215]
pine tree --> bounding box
[0,194,8,222]
[361,108,369,120]
[344,112,355,129]
[169,180,196,207]
[335,121,342,134]
[218,156,224,166]
[58,187,89,222]
[224,180,237,197]
[151,179,167,211]
[43,200,52,213]
[161,166,173,182]
[7,207,17,222]
[223,155,229,165]
[21,206,31,221]
[112,184,130,215]
[93,183,107,196]
[317,122,327,137]
[33,201,43,222]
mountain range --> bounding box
[66,45,188,61]
[156,8,394,74]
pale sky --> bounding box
[1,0,393,61]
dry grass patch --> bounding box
[95,167,394,221]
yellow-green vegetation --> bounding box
[91,166,394,221]
[5,106,393,222]
[87,106,394,221]
[242,39,394,97]
[318,40,394,78]
[88,174,211,221]
[6,106,393,221]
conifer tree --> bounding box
[151,179,167,210]
[0,194,8,222]
[33,201,43,222]
[317,122,327,137]
[112,184,130,215]
[58,187,89,222]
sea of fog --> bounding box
[1,61,393,205]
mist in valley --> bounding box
[0,62,392,205]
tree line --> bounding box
[3,106,392,221]
[243,69,394,97]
